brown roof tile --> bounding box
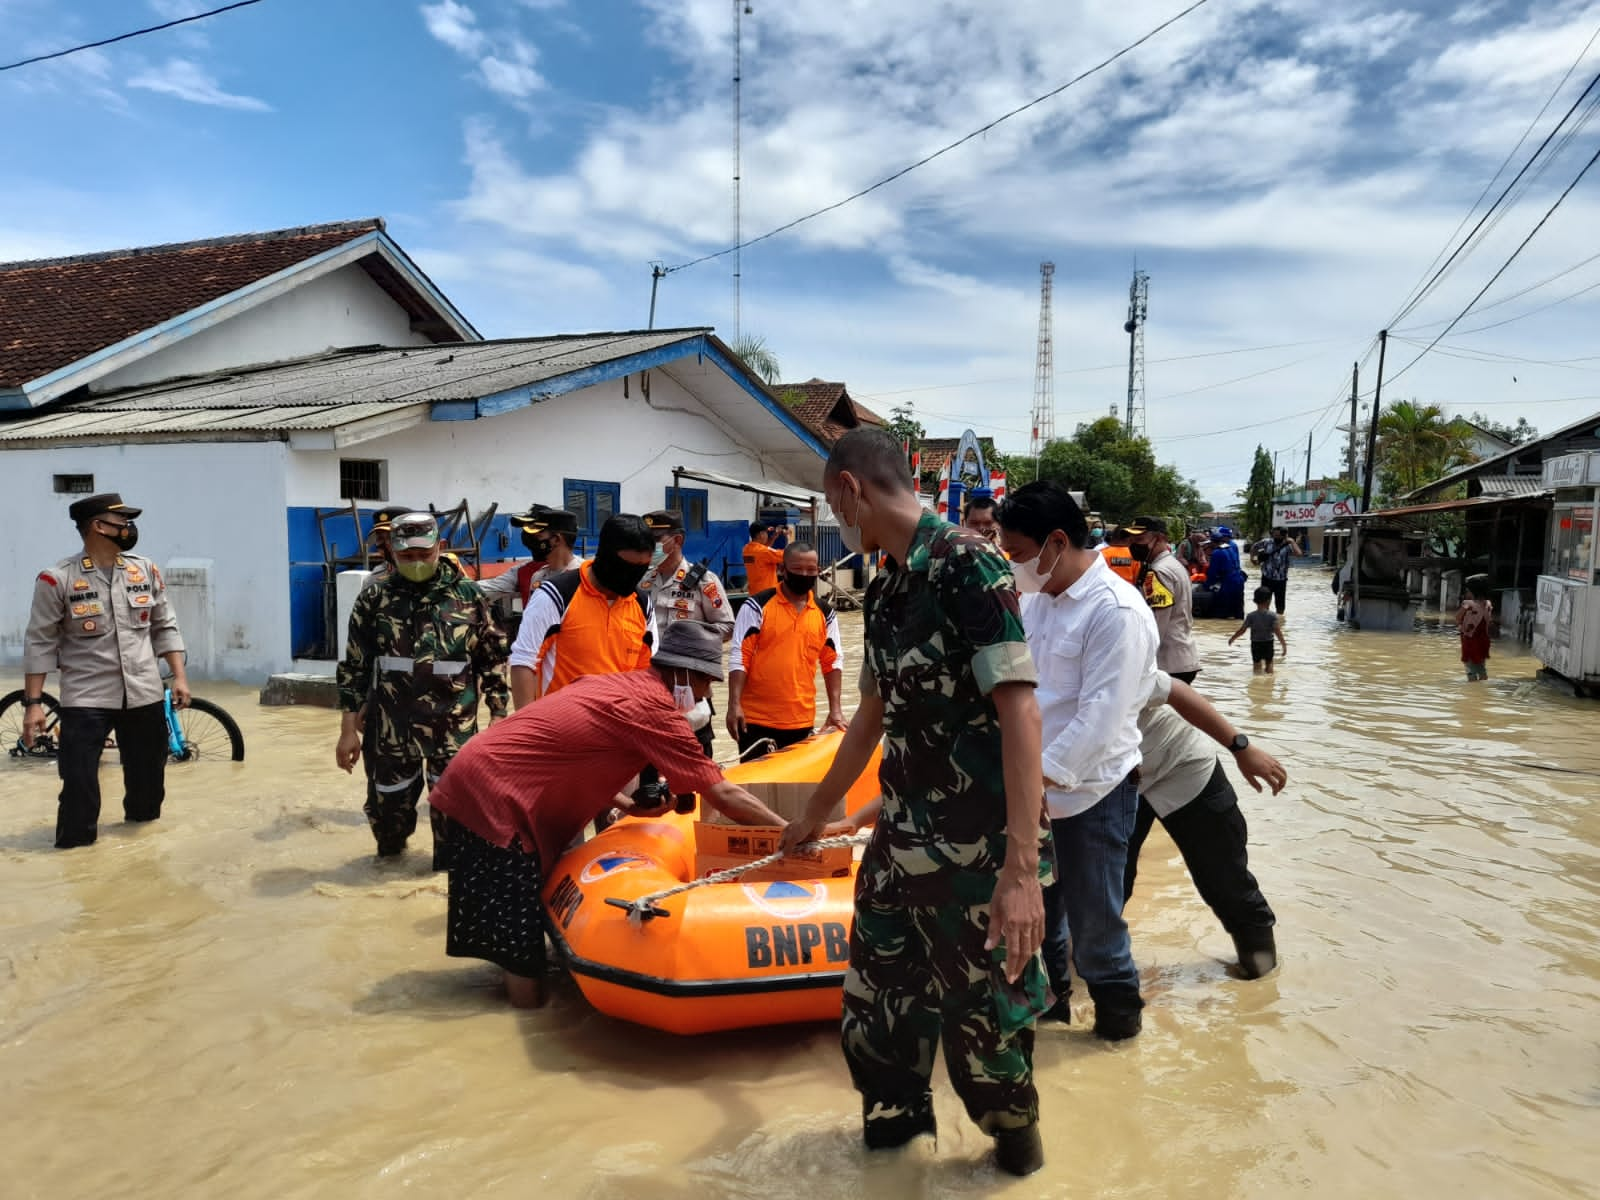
[0,219,385,389]
[775,377,887,446]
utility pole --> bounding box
[647,263,665,330]
[732,1,752,342]
[1361,331,1388,514]
[1305,428,1313,488]
[1347,360,1359,482]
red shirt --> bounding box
[428,670,725,872]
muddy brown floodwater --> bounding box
[3,571,1598,1199]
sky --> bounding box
[3,0,1599,506]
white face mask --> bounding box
[672,671,696,713]
[834,482,866,555]
[1013,539,1060,594]
[683,698,712,731]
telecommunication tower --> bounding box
[1030,262,1056,461]
[1124,268,1149,438]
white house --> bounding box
[0,222,828,682]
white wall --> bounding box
[284,371,779,519]
[0,442,290,683]
[96,265,434,392]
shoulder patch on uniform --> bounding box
[38,571,58,587]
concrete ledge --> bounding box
[260,673,340,708]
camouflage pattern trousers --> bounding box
[362,718,469,868]
[842,894,1051,1137]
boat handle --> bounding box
[606,896,672,922]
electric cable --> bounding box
[659,0,1214,274]
[1385,139,1600,389]
[1386,56,1600,328]
[0,0,264,73]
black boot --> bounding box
[994,1124,1045,1177]
[1231,926,1278,980]
[1092,1006,1143,1041]
[375,837,407,858]
[862,1098,936,1150]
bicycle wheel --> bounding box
[171,696,245,763]
[0,689,62,761]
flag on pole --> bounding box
[935,459,951,519]
[989,472,1007,503]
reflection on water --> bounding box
[2,573,1597,1199]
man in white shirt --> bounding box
[998,482,1157,1041]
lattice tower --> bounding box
[1030,262,1056,458]
[1124,268,1150,438]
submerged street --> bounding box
[2,572,1597,1200]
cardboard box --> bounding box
[700,780,844,826]
[693,822,852,882]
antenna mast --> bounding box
[1030,262,1056,465]
[1124,268,1149,437]
[732,2,750,341]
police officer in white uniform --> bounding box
[642,509,733,756]
[21,493,188,849]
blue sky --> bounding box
[3,0,1599,505]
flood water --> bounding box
[3,570,1597,1199]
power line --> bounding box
[1386,57,1600,328]
[1394,247,1600,333]
[1451,275,1600,336]
[1386,138,1600,388]
[0,0,264,73]
[660,0,1214,274]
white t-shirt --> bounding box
[1026,553,1159,819]
[1137,671,1222,818]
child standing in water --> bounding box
[1230,586,1288,674]
[1458,574,1493,682]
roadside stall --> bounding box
[1533,450,1600,696]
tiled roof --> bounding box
[918,435,997,477]
[0,219,385,389]
[776,378,886,446]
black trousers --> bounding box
[738,722,810,759]
[56,703,169,848]
[1170,670,1200,685]
[1264,577,1288,613]
[1123,762,1275,937]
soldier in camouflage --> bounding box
[336,513,509,864]
[783,429,1054,1179]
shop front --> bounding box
[1533,450,1600,694]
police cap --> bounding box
[642,509,685,535]
[68,493,142,524]
[516,507,579,535]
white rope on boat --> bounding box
[610,830,874,924]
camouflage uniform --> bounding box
[337,556,509,862]
[846,511,1054,1142]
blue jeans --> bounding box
[1043,776,1143,1016]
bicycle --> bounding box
[0,686,245,764]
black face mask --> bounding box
[100,521,139,552]
[521,530,552,558]
[782,572,818,596]
[593,552,651,597]
[1129,543,1152,563]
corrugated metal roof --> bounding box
[0,330,710,442]
[1475,475,1550,498]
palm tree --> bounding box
[1376,400,1477,497]
[730,333,781,385]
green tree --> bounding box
[731,333,781,385]
[1238,445,1275,539]
[1376,400,1477,498]
[1467,411,1537,446]
[887,404,926,456]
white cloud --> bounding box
[479,38,544,98]
[422,0,487,57]
[428,0,1600,498]
[126,58,271,111]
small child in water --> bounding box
[1457,574,1493,682]
[1230,586,1288,674]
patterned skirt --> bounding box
[444,819,548,978]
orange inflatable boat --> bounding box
[540,732,880,1035]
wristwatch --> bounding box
[22,696,44,708]
[1228,733,1250,754]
